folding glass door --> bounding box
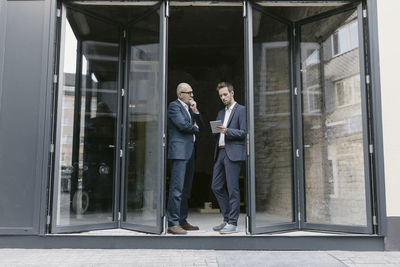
[51,1,166,234]
[120,3,167,234]
[246,1,373,234]
[245,2,297,234]
[296,3,373,233]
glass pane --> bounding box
[55,9,120,226]
[125,10,161,227]
[300,10,367,226]
[252,9,294,226]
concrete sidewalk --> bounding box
[1,249,400,266]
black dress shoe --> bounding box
[181,223,199,231]
[167,225,187,234]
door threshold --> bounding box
[51,228,372,237]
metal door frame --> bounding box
[295,1,374,234]
[245,1,299,234]
[119,1,167,234]
[246,0,374,234]
[50,2,123,233]
[50,1,167,234]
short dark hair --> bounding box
[216,82,234,93]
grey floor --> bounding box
[63,212,357,237]
[68,212,246,236]
[1,249,400,266]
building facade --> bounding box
[0,0,398,250]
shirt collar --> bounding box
[225,101,236,111]
[177,98,189,110]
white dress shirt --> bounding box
[219,102,236,147]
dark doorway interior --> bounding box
[167,6,245,211]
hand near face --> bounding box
[189,100,199,113]
[216,125,227,134]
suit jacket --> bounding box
[168,100,204,160]
[214,103,246,162]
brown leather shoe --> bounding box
[181,223,199,231]
[167,225,187,235]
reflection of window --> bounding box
[335,75,360,107]
[304,85,321,114]
[332,20,358,56]
[304,49,319,67]
[335,81,346,106]
[61,136,72,145]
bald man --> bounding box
[167,82,205,234]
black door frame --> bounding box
[120,1,167,234]
[51,2,122,233]
[295,1,373,234]
[245,1,299,234]
[50,1,166,234]
[246,0,375,234]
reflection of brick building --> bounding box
[253,41,293,222]
[252,12,367,226]
[302,15,366,226]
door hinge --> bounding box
[163,133,166,147]
[56,9,61,18]
[243,1,247,18]
[121,88,125,96]
[363,9,367,18]
[369,144,374,154]
[50,143,54,153]
[246,134,250,156]
[123,30,126,38]
[366,74,370,85]
[118,211,121,221]
[163,216,167,234]
[293,28,296,37]
[294,87,298,95]
[120,149,123,157]
[245,215,250,235]
[296,149,300,158]
[298,212,301,221]
[53,74,58,84]
[373,215,377,225]
[165,1,170,17]
[47,215,51,225]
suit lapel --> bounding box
[220,109,225,121]
[226,103,238,127]
[177,100,191,122]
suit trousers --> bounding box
[211,148,242,226]
[167,151,195,227]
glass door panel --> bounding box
[298,4,372,233]
[247,3,297,234]
[121,3,166,233]
[52,6,120,233]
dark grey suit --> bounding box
[167,100,204,227]
[212,103,246,226]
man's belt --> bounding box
[218,146,225,149]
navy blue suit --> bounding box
[167,100,204,227]
[212,103,246,226]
